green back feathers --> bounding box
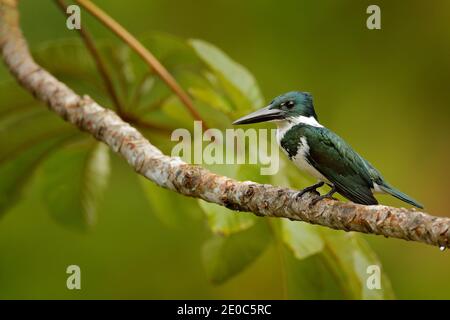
[281,124,378,205]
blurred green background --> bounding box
[0,0,449,299]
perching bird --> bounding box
[233,91,423,208]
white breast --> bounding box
[292,137,330,183]
[275,117,329,183]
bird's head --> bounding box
[232,91,318,125]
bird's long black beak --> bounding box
[232,105,284,125]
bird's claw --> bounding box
[310,186,337,205]
[296,181,325,199]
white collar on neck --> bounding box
[288,115,323,128]
[275,116,323,143]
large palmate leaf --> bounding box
[2,36,197,229]
[30,35,266,233]
[0,41,117,229]
[0,38,130,233]
[202,220,271,284]
[33,36,244,133]
[40,141,110,230]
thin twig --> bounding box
[73,0,206,126]
[117,110,173,134]
[54,0,122,112]
[129,71,152,108]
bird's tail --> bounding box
[379,184,424,209]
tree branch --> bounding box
[1,0,449,249]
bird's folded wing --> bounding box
[304,127,378,205]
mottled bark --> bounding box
[0,0,448,249]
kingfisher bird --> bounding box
[233,91,423,208]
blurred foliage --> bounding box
[0,31,394,299]
[41,141,110,230]
[0,0,448,299]
[202,220,271,285]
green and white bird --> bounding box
[233,91,423,208]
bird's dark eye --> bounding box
[287,100,295,108]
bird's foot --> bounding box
[296,181,325,199]
[310,185,337,206]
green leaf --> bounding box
[139,176,202,227]
[199,200,256,236]
[34,40,104,93]
[0,133,74,214]
[34,39,130,108]
[284,250,343,299]
[0,108,73,160]
[189,87,232,113]
[3,36,256,231]
[0,81,78,214]
[40,141,110,230]
[127,33,207,113]
[320,230,395,299]
[161,93,230,130]
[281,220,324,259]
[202,221,271,284]
[0,82,39,115]
[353,237,394,299]
[138,33,203,71]
[189,39,264,111]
